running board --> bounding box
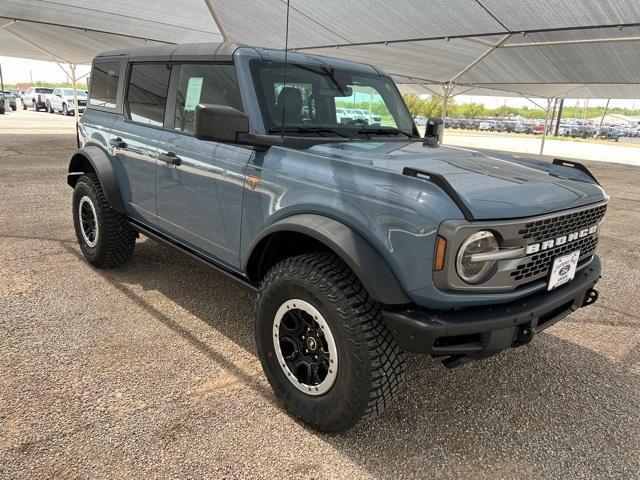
[128,220,257,292]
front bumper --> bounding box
[383,256,601,364]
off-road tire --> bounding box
[72,173,136,268]
[256,252,406,432]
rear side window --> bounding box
[36,88,53,94]
[173,64,243,134]
[126,63,170,126]
[89,62,120,108]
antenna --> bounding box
[280,0,291,135]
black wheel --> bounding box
[47,102,54,113]
[72,174,136,268]
[22,102,27,110]
[256,252,406,432]
[32,101,38,111]
[63,103,69,116]
[11,105,16,111]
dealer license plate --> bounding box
[548,250,580,291]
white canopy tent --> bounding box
[0,0,222,121]
[1,0,639,148]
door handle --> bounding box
[109,137,126,149]
[159,151,182,166]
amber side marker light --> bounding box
[434,236,447,271]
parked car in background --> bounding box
[23,87,54,111]
[1,91,17,111]
[595,126,619,141]
[336,108,353,124]
[478,120,496,131]
[496,121,515,133]
[514,122,532,134]
[413,115,427,126]
[531,123,545,135]
[567,125,594,139]
[48,88,88,115]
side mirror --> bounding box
[194,104,249,143]
[424,117,443,147]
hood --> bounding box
[306,141,607,220]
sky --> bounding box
[1,55,638,111]
[0,56,90,86]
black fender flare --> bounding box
[67,145,126,214]
[246,214,411,305]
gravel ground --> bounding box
[1,121,639,478]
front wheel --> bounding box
[62,104,68,116]
[72,174,136,268]
[256,252,406,432]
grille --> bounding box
[518,204,607,242]
[511,234,598,281]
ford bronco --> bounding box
[68,43,607,432]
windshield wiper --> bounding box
[357,127,414,138]
[269,126,351,138]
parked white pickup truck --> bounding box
[23,87,54,111]
[48,88,88,115]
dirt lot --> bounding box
[1,112,639,479]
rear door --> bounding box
[155,62,250,267]
[110,62,171,225]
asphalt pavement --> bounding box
[1,112,639,479]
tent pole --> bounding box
[203,0,229,41]
[539,98,552,155]
[599,98,610,129]
[70,64,80,125]
[441,83,452,143]
[554,98,564,136]
[0,61,5,114]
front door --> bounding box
[156,63,249,268]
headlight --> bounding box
[456,231,499,284]
[68,98,74,104]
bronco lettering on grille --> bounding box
[525,224,599,255]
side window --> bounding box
[125,63,170,126]
[89,62,120,108]
[173,64,242,134]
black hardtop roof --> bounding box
[94,42,383,75]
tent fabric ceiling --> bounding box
[1,0,639,98]
[210,0,640,98]
[0,0,221,64]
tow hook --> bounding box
[441,355,474,369]
[582,288,599,307]
[513,325,535,348]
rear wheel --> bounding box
[47,101,54,113]
[72,174,136,268]
[32,100,37,111]
[62,103,68,116]
[256,252,406,432]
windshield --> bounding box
[36,88,53,94]
[250,60,417,139]
[61,89,86,97]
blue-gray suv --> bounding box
[68,43,607,432]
